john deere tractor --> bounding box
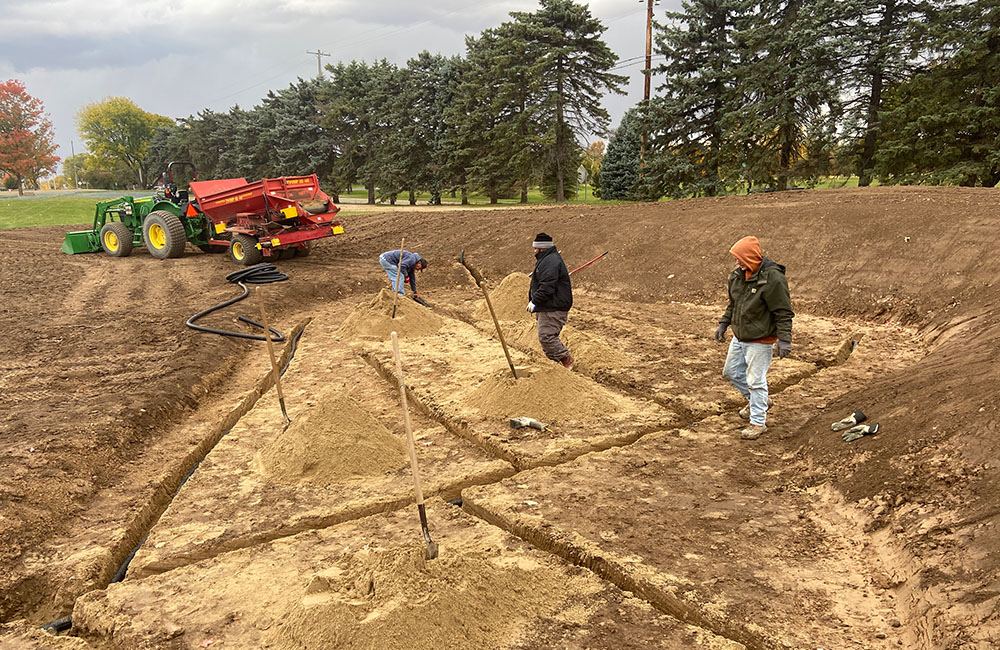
[61,162,216,259]
[61,161,343,264]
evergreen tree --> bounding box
[875,0,1000,186]
[732,0,847,190]
[601,109,642,200]
[644,0,743,198]
[841,0,931,186]
[510,0,627,201]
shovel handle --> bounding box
[479,281,518,379]
[391,331,425,505]
[391,237,405,318]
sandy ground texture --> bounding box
[73,505,743,650]
[2,187,999,649]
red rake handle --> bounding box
[569,251,608,276]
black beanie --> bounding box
[532,232,554,248]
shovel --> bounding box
[391,331,439,560]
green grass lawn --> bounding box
[0,191,157,229]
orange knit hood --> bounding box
[730,236,763,279]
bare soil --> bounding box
[1,186,998,649]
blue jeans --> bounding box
[379,254,406,295]
[722,338,773,426]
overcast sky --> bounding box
[0,0,681,173]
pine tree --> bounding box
[644,0,743,198]
[601,109,642,200]
[732,0,847,190]
[875,0,1000,186]
[841,0,931,186]
[510,0,627,201]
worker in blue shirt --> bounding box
[379,248,428,302]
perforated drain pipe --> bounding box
[39,323,307,636]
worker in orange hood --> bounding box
[714,236,794,440]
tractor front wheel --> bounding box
[143,211,187,259]
[100,222,134,257]
[230,234,263,266]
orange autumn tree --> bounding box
[0,80,60,196]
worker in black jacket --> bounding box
[527,232,575,370]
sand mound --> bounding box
[266,545,565,650]
[336,288,443,340]
[254,392,407,487]
[507,322,630,374]
[467,364,616,422]
[474,272,533,322]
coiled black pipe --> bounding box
[185,263,290,341]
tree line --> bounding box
[601,0,999,200]
[9,0,994,201]
[134,0,624,204]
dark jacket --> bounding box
[529,246,573,312]
[381,249,421,294]
[721,257,794,342]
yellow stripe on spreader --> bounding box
[332,225,345,235]
[281,207,297,219]
[271,238,281,247]
[256,243,262,250]
[214,222,226,234]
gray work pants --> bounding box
[536,310,570,361]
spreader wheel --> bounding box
[293,240,314,257]
[143,211,187,259]
[100,221,134,257]
[230,234,263,266]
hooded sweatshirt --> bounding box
[730,236,763,280]
[720,237,794,343]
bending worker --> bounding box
[379,248,428,301]
[714,235,794,440]
[527,232,575,370]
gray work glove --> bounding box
[714,322,728,343]
[776,340,792,358]
[831,409,867,431]
[842,422,880,442]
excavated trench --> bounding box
[45,280,925,649]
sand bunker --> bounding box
[255,393,407,487]
[337,288,443,340]
[474,272,533,322]
[266,544,566,650]
[467,364,616,422]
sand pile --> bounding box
[254,393,407,487]
[266,544,565,650]
[336,288,443,340]
[507,322,630,374]
[474,272,533,322]
[467,364,616,422]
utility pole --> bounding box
[640,0,657,163]
[306,49,331,79]
[70,141,78,189]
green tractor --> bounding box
[61,161,344,264]
[61,162,215,259]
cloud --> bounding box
[0,0,683,172]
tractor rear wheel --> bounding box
[143,211,187,259]
[100,222,134,257]
[230,234,263,266]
